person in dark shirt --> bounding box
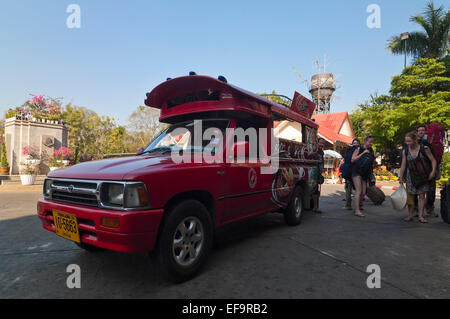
[343,139,361,210]
[312,138,325,214]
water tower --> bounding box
[309,73,336,114]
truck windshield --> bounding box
[140,120,229,155]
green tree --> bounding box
[62,104,98,163]
[106,126,128,154]
[62,105,128,163]
[259,90,292,107]
[125,105,165,152]
[387,1,450,60]
[348,108,365,143]
[350,58,450,151]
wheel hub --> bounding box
[172,217,204,267]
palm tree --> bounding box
[387,1,450,60]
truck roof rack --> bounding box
[259,94,292,108]
[145,75,318,129]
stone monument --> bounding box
[4,116,68,174]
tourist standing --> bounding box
[399,131,437,223]
[417,124,439,217]
[342,139,361,210]
[312,138,325,214]
[351,135,375,217]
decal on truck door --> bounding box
[248,168,257,189]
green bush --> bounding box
[441,152,450,179]
[437,178,449,187]
[5,109,16,119]
[1,140,9,168]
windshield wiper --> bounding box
[139,146,173,155]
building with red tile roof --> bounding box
[312,112,355,152]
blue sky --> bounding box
[0,0,447,125]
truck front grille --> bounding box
[50,179,99,207]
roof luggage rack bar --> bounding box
[259,94,292,108]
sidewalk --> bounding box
[0,185,42,191]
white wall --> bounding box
[274,121,303,142]
[339,118,353,138]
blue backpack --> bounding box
[354,146,374,178]
[341,146,358,180]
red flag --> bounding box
[291,91,315,118]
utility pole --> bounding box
[400,32,409,69]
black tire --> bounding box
[284,187,304,226]
[75,242,104,252]
[152,200,213,283]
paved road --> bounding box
[0,185,449,299]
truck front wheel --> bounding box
[152,200,213,283]
[284,186,304,226]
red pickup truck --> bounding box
[37,74,319,282]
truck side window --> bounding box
[234,118,267,160]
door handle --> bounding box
[217,171,225,175]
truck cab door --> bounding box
[220,119,275,224]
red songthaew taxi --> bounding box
[37,74,320,282]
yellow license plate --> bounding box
[53,210,80,243]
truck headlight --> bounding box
[100,182,149,209]
[43,179,53,197]
[101,183,124,206]
[124,183,149,208]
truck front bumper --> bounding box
[37,199,164,253]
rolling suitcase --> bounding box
[366,185,385,205]
[441,185,450,224]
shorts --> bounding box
[352,171,370,181]
[352,172,361,178]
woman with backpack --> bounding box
[341,138,361,210]
[351,135,375,217]
[399,131,437,223]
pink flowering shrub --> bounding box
[54,147,71,160]
[22,146,40,159]
[48,147,72,167]
[6,94,62,121]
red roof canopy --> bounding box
[145,75,318,129]
[312,112,355,144]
